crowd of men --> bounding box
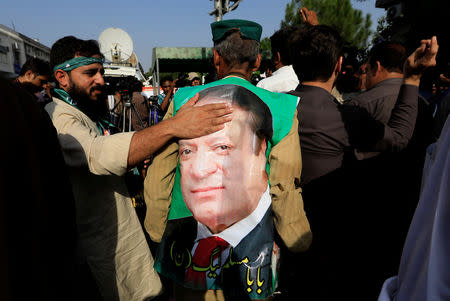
[1,6,449,301]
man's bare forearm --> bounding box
[127,119,176,168]
[127,97,233,168]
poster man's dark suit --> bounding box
[155,207,274,300]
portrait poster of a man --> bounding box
[154,83,294,299]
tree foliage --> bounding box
[259,37,272,60]
[282,0,372,49]
[372,15,394,45]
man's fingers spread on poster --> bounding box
[202,102,232,113]
[183,93,199,107]
[209,107,233,119]
[204,125,225,135]
[212,115,232,126]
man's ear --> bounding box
[213,49,221,74]
[252,53,262,72]
[273,52,281,66]
[54,70,70,90]
[24,70,35,81]
[367,61,380,76]
[336,56,343,74]
[374,61,383,74]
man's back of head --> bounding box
[368,42,407,74]
[214,31,260,70]
[270,25,297,69]
[211,19,262,79]
[365,41,406,89]
[290,25,343,83]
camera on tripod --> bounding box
[105,76,147,132]
[119,89,133,105]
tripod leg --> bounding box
[122,103,127,132]
[130,101,146,130]
[128,106,132,132]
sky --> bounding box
[1,0,385,72]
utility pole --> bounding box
[209,0,242,21]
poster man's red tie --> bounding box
[185,236,229,288]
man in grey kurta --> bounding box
[349,42,410,159]
[45,36,232,300]
[350,42,407,123]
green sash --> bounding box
[168,77,298,220]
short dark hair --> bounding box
[259,58,275,73]
[197,85,273,149]
[160,76,173,84]
[214,30,260,71]
[50,36,103,71]
[290,25,343,82]
[270,25,297,65]
[191,76,201,82]
[368,42,407,73]
[19,57,51,77]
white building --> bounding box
[0,24,50,78]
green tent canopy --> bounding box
[150,47,213,74]
[150,47,213,95]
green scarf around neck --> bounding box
[53,88,116,135]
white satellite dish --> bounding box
[98,27,133,63]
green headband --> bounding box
[53,56,103,73]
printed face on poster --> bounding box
[178,85,273,234]
[155,85,277,298]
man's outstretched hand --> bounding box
[128,94,232,168]
[300,7,319,26]
[404,36,439,85]
[171,93,233,139]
